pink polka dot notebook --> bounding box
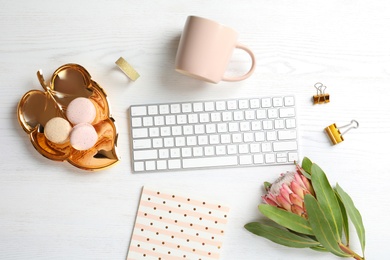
[127,186,230,260]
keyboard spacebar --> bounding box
[183,156,238,169]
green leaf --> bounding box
[264,181,272,191]
[311,163,343,241]
[259,204,314,235]
[302,157,313,174]
[305,194,350,257]
[335,188,350,245]
[310,245,329,252]
[244,222,320,248]
[335,184,366,254]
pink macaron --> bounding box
[70,123,98,151]
[66,97,96,125]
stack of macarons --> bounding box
[44,97,98,150]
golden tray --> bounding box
[17,64,119,171]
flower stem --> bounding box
[339,243,364,260]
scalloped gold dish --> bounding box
[17,64,119,171]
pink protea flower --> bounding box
[262,167,315,218]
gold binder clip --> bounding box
[325,120,359,145]
[313,82,330,104]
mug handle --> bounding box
[222,43,256,82]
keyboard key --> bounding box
[170,148,180,158]
[250,143,260,153]
[273,97,283,107]
[177,115,187,124]
[273,141,298,151]
[134,162,144,171]
[227,100,237,110]
[288,152,299,162]
[239,144,249,154]
[132,117,142,127]
[239,155,252,165]
[278,130,297,140]
[238,99,249,109]
[183,156,238,168]
[154,116,164,126]
[188,114,199,123]
[217,123,228,133]
[280,107,295,118]
[199,113,210,123]
[132,128,148,138]
[265,153,276,163]
[285,118,296,128]
[159,149,169,159]
[210,112,221,122]
[183,125,193,135]
[193,102,203,112]
[195,125,205,134]
[159,104,170,114]
[274,119,285,129]
[134,150,158,160]
[165,115,176,125]
[245,110,255,120]
[175,137,185,146]
[222,111,233,121]
[145,161,156,171]
[170,104,181,113]
[164,137,174,147]
[216,145,227,155]
[152,138,163,148]
[233,111,244,121]
[215,101,226,111]
[206,124,217,133]
[143,117,153,126]
[253,154,264,164]
[131,106,147,116]
[267,109,278,119]
[227,145,237,154]
[182,148,192,157]
[204,101,215,111]
[148,105,158,115]
[255,132,265,141]
[261,98,272,108]
[171,126,182,136]
[157,160,167,170]
[256,109,266,119]
[133,139,152,149]
[193,147,203,156]
[149,127,159,137]
[182,103,192,113]
[284,96,295,106]
[250,99,260,108]
[228,122,239,132]
[168,159,181,169]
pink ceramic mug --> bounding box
[175,16,256,84]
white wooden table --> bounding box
[1,1,389,259]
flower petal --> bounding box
[263,196,279,207]
[291,204,307,218]
[290,193,304,208]
[301,175,315,195]
[276,195,292,212]
[294,173,306,188]
[291,181,305,199]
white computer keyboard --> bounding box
[129,96,299,172]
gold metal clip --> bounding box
[313,82,329,104]
[325,120,359,145]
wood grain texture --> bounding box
[1,0,390,259]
